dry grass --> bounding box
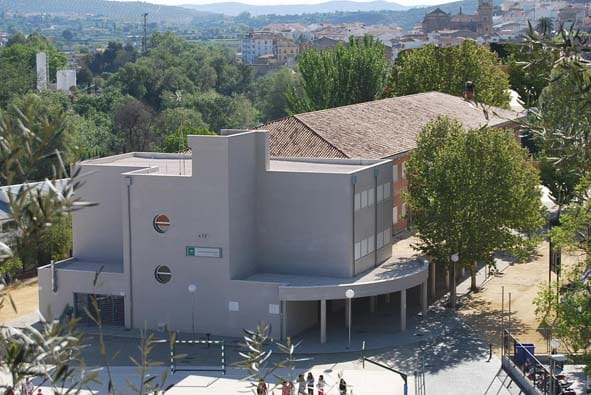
[458,241,584,355]
[0,277,39,324]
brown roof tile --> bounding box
[263,92,520,159]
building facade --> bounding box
[422,0,493,35]
[262,92,520,235]
[241,31,275,64]
[39,131,428,342]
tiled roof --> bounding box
[266,116,347,159]
[262,92,520,160]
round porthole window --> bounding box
[155,265,172,284]
[153,214,170,233]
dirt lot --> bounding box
[0,278,39,324]
[458,241,583,355]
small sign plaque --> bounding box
[186,246,222,258]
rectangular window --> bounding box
[368,235,375,253]
[361,190,368,208]
[393,206,398,224]
[402,203,407,217]
[377,232,384,249]
[354,242,361,260]
[354,193,360,211]
[393,164,399,182]
[384,182,391,199]
[361,239,368,257]
[377,184,384,202]
[229,301,240,312]
[402,162,407,179]
[368,189,374,206]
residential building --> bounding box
[274,37,298,66]
[38,131,428,342]
[263,92,520,234]
[241,31,275,64]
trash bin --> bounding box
[514,343,535,365]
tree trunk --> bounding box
[470,261,478,291]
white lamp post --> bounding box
[188,284,197,339]
[450,253,459,309]
[345,289,355,348]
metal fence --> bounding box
[502,329,561,395]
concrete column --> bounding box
[385,293,391,304]
[421,281,428,316]
[370,296,377,313]
[429,261,436,298]
[281,301,287,341]
[400,289,407,332]
[320,299,327,344]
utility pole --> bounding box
[142,13,149,55]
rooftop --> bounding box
[264,92,520,160]
[82,153,193,176]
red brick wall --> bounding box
[392,155,409,234]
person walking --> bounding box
[256,378,268,395]
[339,378,347,395]
[306,372,315,395]
[25,378,34,395]
[281,380,291,395]
[317,375,326,395]
[297,373,306,394]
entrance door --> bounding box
[74,293,125,326]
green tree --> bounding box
[0,32,67,106]
[254,68,299,122]
[388,40,511,108]
[161,126,215,153]
[405,117,543,306]
[506,43,556,106]
[536,17,554,36]
[287,35,388,113]
[188,93,257,132]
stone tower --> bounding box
[477,0,493,35]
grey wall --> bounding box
[286,300,318,335]
[72,164,139,264]
[257,171,354,277]
[353,163,393,275]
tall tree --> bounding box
[388,40,511,108]
[406,117,543,305]
[286,35,388,113]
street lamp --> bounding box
[450,253,459,309]
[345,289,355,348]
[188,284,197,339]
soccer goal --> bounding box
[170,339,226,375]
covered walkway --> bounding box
[246,248,428,344]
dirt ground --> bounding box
[458,241,584,356]
[0,277,39,324]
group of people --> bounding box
[4,379,42,395]
[256,373,347,395]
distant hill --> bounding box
[0,0,219,23]
[236,0,497,31]
[181,0,410,17]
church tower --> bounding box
[477,0,493,35]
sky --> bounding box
[119,0,454,6]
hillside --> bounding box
[182,1,410,17]
[0,0,218,23]
[244,0,496,31]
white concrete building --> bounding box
[56,70,77,93]
[241,31,276,64]
[36,52,48,91]
[38,131,428,342]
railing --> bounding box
[501,329,560,395]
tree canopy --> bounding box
[286,35,389,113]
[406,117,543,303]
[387,40,511,108]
